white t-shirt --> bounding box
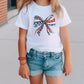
[14,1,71,53]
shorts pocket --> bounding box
[54,53,62,59]
[51,52,63,63]
[26,52,34,60]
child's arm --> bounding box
[14,6,30,79]
[18,28,27,65]
[60,25,72,76]
[18,28,30,79]
[60,25,71,61]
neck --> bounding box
[35,0,50,6]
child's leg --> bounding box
[45,75,62,84]
[29,73,43,84]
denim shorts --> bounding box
[26,48,64,78]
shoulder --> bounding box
[20,1,34,14]
[58,4,71,27]
[18,6,28,15]
[60,4,66,11]
[59,4,68,18]
[19,2,33,15]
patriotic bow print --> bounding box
[34,14,56,36]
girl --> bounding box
[15,0,72,84]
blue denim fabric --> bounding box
[26,48,64,78]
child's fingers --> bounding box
[65,73,67,76]
[65,72,70,76]
[63,68,65,73]
[28,70,30,75]
[22,74,26,78]
[25,73,29,79]
[26,71,30,79]
[28,72,30,76]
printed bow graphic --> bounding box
[34,14,56,36]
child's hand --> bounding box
[63,61,72,76]
[19,63,30,79]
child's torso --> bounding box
[26,1,63,53]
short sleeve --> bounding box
[59,4,71,27]
[14,6,29,30]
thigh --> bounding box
[45,75,62,84]
[29,73,44,84]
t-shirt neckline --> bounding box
[33,1,51,8]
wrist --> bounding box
[19,60,27,65]
[18,56,27,62]
[18,56,27,60]
[18,56,27,65]
[64,59,72,64]
[19,59,27,63]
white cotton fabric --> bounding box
[14,1,71,53]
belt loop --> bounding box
[50,52,53,57]
[50,52,51,57]
[32,48,37,57]
[51,52,54,57]
[32,49,35,57]
[35,50,37,57]
[30,48,33,57]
